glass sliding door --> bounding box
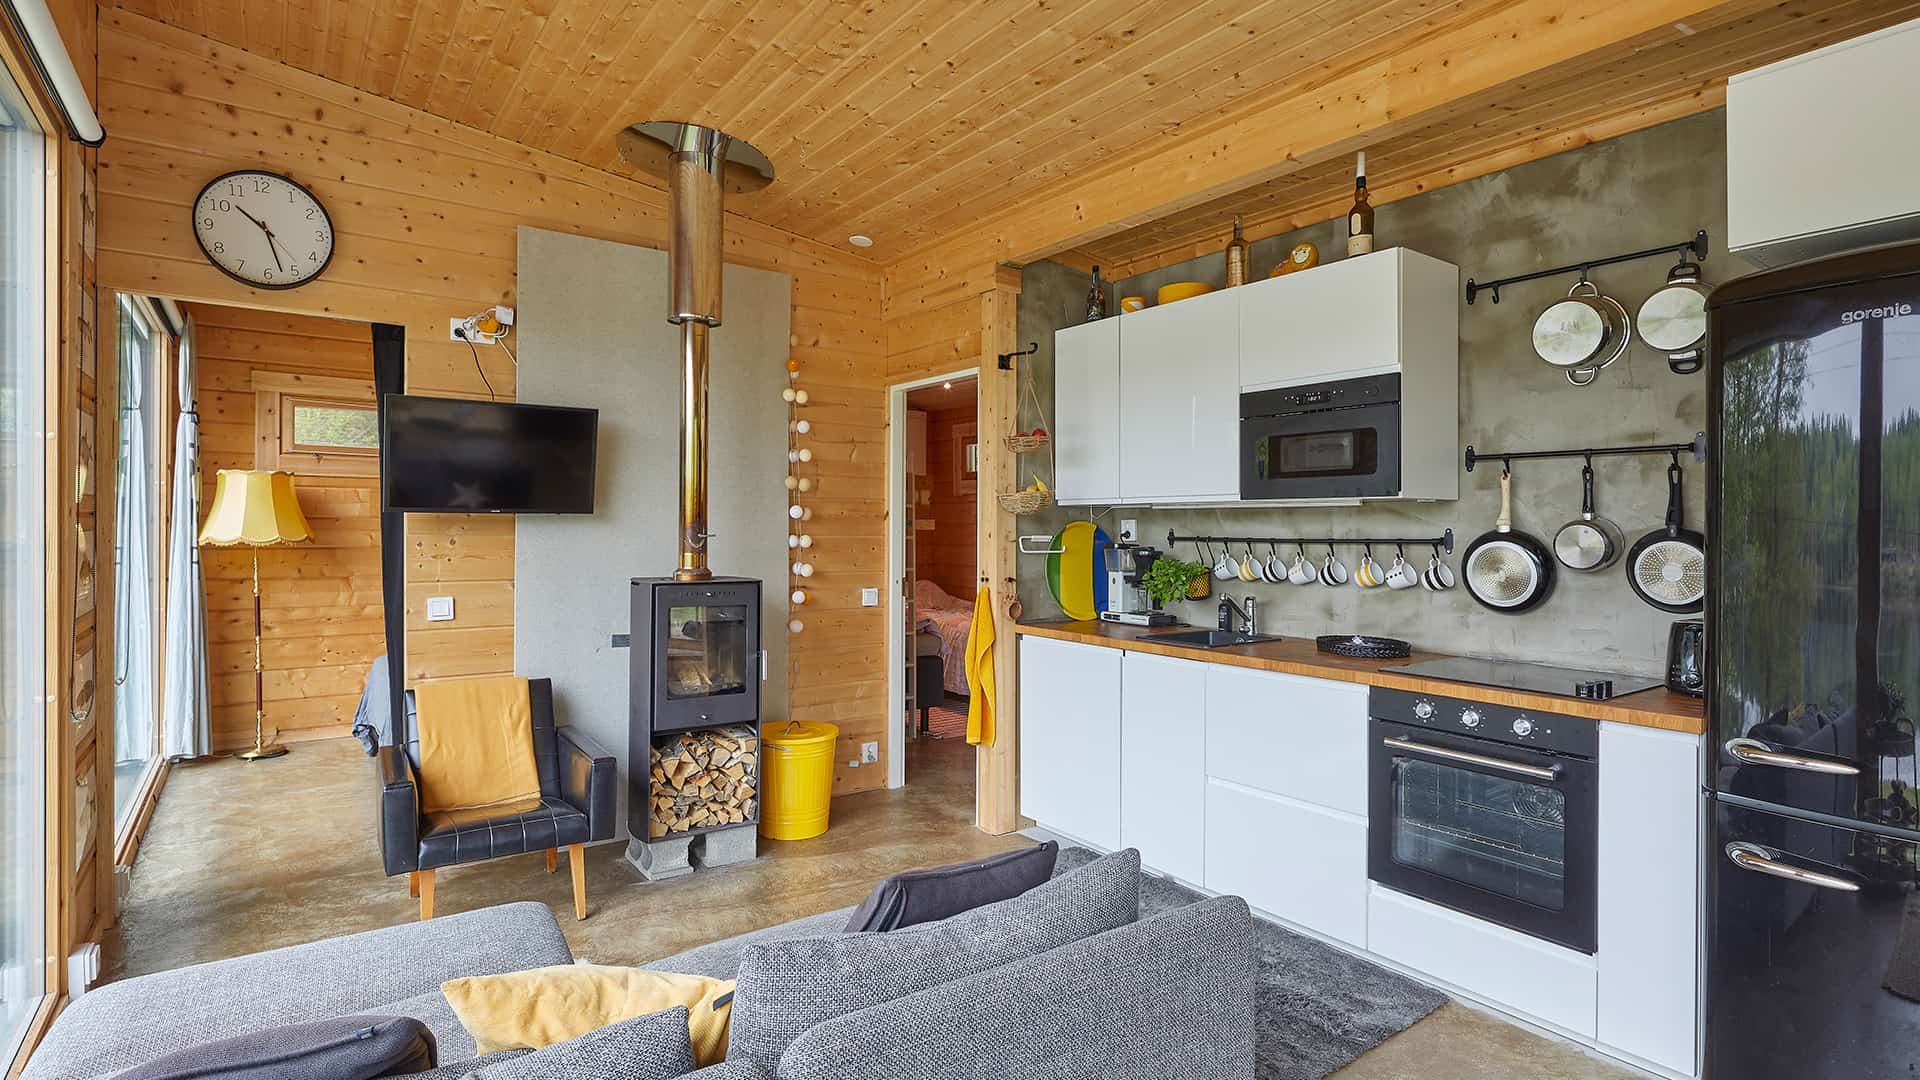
[112,295,164,832]
[0,61,49,1062]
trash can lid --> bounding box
[761,719,839,746]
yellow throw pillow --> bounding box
[442,964,734,1066]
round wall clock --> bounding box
[191,170,334,289]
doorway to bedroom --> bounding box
[888,373,980,793]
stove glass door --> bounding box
[1392,757,1568,910]
[665,603,751,701]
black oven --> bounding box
[1240,374,1400,500]
[1368,687,1598,954]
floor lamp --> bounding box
[199,469,313,761]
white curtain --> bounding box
[113,329,154,767]
[161,313,209,759]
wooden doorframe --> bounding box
[885,366,979,792]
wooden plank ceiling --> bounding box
[106,0,1920,271]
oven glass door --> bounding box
[1370,720,1597,953]
[1241,402,1400,499]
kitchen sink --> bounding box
[1151,629,1284,649]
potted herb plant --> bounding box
[1141,556,1211,606]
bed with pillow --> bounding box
[912,580,973,696]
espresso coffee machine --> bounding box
[1100,544,1175,626]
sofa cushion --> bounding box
[644,907,856,981]
[462,1007,696,1080]
[113,1015,436,1080]
[726,848,1141,1071]
[842,842,1059,933]
[775,895,1258,1080]
[443,964,733,1065]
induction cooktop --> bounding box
[1383,657,1662,701]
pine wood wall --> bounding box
[913,394,977,602]
[92,10,894,793]
[185,303,382,750]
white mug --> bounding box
[1288,551,1316,586]
[1386,554,1418,590]
[1214,551,1238,580]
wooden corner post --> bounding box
[974,266,1023,834]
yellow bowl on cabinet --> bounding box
[1156,281,1215,305]
[1119,295,1146,312]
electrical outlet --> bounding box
[860,741,879,763]
[1119,518,1139,543]
[861,587,880,607]
[425,596,455,622]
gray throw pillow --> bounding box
[462,1007,696,1080]
[843,841,1059,933]
[728,847,1141,1071]
[114,1015,435,1080]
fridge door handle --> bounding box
[1725,737,1860,776]
[1726,842,1861,892]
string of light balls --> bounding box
[784,356,813,634]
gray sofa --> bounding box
[25,851,1256,1080]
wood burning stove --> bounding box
[629,576,763,841]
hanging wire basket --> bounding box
[996,361,1055,513]
[997,488,1053,515]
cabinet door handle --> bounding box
[1382,736,1560,780]
[1725,738,1860,776]
[1725,842,1860,892]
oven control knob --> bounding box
[1511,717,1534,737]
[1459,708,1482,729]
[1412,700,1435,720]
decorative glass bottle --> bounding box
[1086,266,1107,321]
[1225,216,1248,287]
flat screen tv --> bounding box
[381,394,598,514]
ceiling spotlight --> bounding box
[848,234,874,248]
[943,381,954,390]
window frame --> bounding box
[281,395,378,458]
[251,372,378,478]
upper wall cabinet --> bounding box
[1053,319,1122,504]
[1238,248,1457,393]
[1729,19,1920,267]
[1118,287,1240,504]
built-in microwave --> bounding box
[1239,374,1401,500]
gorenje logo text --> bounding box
[1841,302,1914,323]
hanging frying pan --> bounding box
[1553,462,1624,572]
[1627,462,1706,613]
[1636,260,1712,374]
[1463,469,1556,613]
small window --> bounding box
[285,397,377,454]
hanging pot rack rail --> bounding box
[1464,433,1707,473]
[1168,528,1454,555]
[1465,230,1709,305]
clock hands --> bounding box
[228,205,284,272]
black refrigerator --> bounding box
[1706,242,1920,1078]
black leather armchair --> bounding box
[375,677,615,920]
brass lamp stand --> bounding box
[198,469,314,761]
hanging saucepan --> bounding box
[1627,461,1707,613]
[1463,469,1556,613]
[1636,260,1712,374]
[1533,278,1631,387]
[1553,461,1624,572]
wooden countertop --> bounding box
[1015,620,1706,736]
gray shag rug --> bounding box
[1055,846,1445,1080]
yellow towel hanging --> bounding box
[965,586,996,746]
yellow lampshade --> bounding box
[198,470,315,547]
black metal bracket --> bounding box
[1464,433,1707,473]
[1168,528,1454,555]
[997,341,1038,370]
[1465,230,1709,305]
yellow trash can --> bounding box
[759,720,839,841]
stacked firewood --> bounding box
[648,725,759,838]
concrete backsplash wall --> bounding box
[1016,110,1746,676]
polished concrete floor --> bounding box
[106,735,1642,1079]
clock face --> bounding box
[191,171,334,289]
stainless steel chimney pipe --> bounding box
[617,122,774,580]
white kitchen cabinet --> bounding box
[1237,248,1458,393]
[1596,724,1702,1077]
[1052,319,1122,504]
[1203,665,1368,815]
[1120,651,1206,885]
[1369,884,1599,1038]
[1205,778,1368,948]
[1729,19,1920,266]
[1018,637,1122,850]
[1117,288,1239,503]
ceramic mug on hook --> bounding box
[1213,544,1238,580]
[1320,545,1350,586]
[1265,544,1288,584]
[1239,545,1260,583]
[1386,550,1419,590]
[1288,546,1317,585]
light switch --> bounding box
[425,596,455,622]
[861,587,880,607]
